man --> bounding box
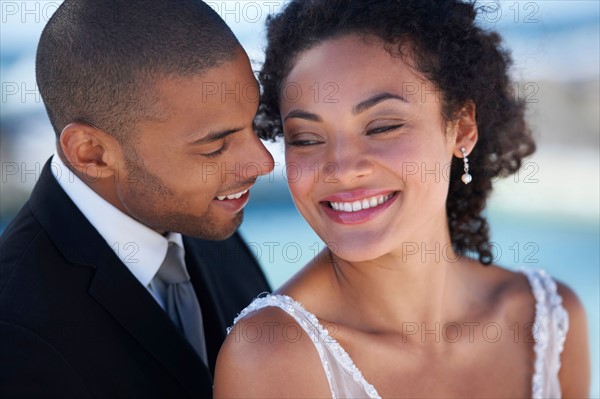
[0,1,274,397]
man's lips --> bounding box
[212,187,253,213]
[215,189,249,201]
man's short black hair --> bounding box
[36,0,240,140]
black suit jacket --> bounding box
[0,159,270,398]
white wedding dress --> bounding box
[230,268,569,398]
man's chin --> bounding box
[177,212,244,240]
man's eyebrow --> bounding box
[283,110,323,123]
[188,128,242,145]
[352,92,409,115]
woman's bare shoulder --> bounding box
[457,262,539,326]
[214,304,331,398]
[471,264,590,396]
[463,262,534,305]
[484,265,587,322]
[555,280,591,397]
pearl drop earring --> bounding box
[460,147,472,184]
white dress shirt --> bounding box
[50,153,183,310]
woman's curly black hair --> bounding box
[255,0,536,265]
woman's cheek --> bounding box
[284,154,315,200]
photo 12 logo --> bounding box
[204,1,285,24]
[1,1,61,23]
[479,1,540,24]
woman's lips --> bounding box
[320,191,399,224]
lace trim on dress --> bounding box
[520,268,570,399]
[228,294,381,399]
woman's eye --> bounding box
[284,132,324,147]
[366,124,404,135]
[286,139,323,147]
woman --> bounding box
[214,0,590,397]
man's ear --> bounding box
[59,123,122,181]
[451,101,478,158]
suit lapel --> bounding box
[88,257,212,395]
[30,159,212,396]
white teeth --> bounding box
[329,194,394,213]
[216,189,248,201]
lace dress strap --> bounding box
[520,268,570,399]
[229,294,381,399]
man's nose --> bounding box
[242,131,275,179]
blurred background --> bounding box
[1,0,598,395]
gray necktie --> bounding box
[157,242,208,365]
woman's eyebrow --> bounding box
[283,110,323,122]
[352,92,408,115]
[283,92,408,122]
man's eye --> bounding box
[201,141,229,158]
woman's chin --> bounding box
[327,243,391,264]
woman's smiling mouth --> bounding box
[328,193,395,212]
[320,190,399,224]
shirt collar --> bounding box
[51,153,184,286]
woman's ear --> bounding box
[451,101,478,158]
[59,123,122,181]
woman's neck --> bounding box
[325,238,472,337]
